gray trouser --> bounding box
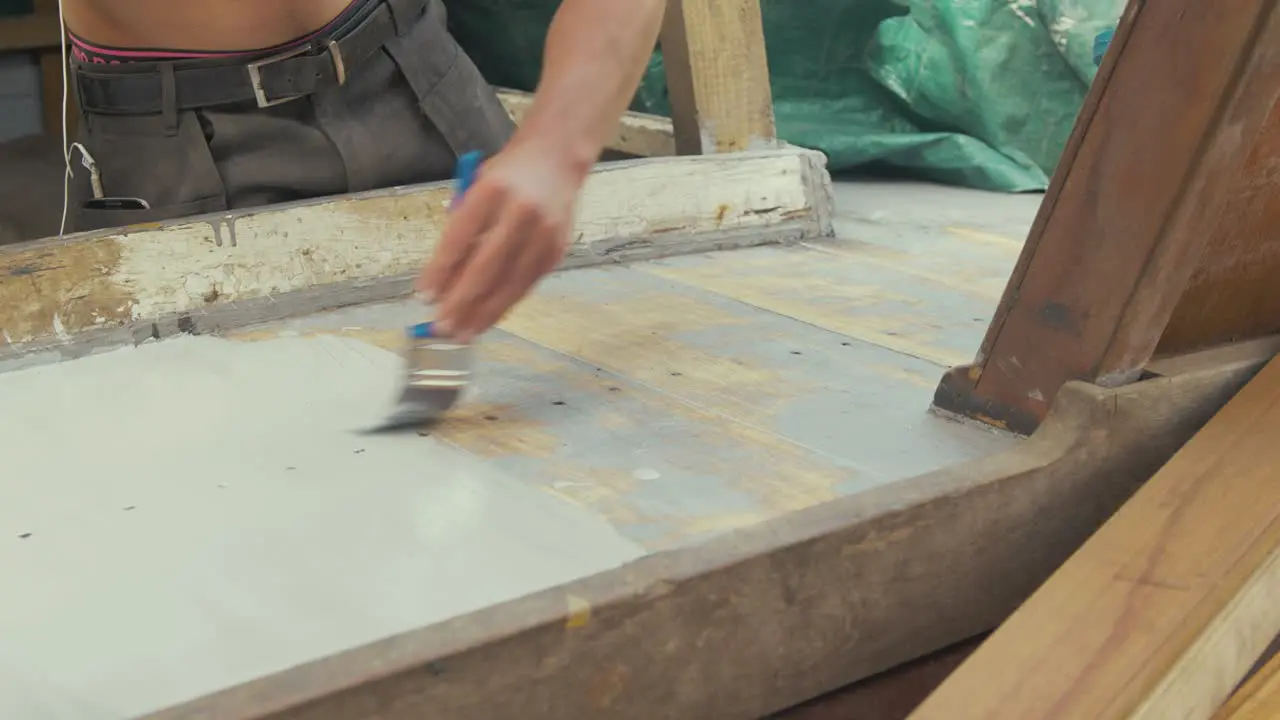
[64,0,514,234]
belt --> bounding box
[75,0,429,114]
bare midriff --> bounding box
[62,0,357,53]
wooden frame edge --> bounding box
[143,339,1278,720]
[496,89,675,158]
[0,147,832,365]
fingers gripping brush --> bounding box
[367,151,483,434]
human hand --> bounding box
[417,139,584,342]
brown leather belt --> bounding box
[74,0,430,114]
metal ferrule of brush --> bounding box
[405,322,473,390]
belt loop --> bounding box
[159,63,179,135]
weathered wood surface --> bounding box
[144,338,1277,720]
[914,356,1280,720]
[934,0,1280,434]
[215,238,1013,552]
[660,0,777,155]
[496,89,674,158]
[0,148,831,362]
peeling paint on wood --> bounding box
[497,89,675,158]
[0,149,832,352]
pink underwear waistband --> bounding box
[70,0,360,65]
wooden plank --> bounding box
[933,0,1280,435]
[0,148,832,360]
[642,239,1000,368]
[1159,92,1280,353]
[497,89,674,158]
[1216,641,1280,719]
[659,0,777,155]
[142,339,1274,720]
[212,249,1010,552]
[912,358,1280,720]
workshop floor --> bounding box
[224,179,1044,551]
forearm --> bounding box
[514,0,666,177]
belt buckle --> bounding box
[246,45,311,108]
[246,40,349,109]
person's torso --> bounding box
[63,0,356,51]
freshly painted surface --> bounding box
[0,334,644,719]
[0,178,1045,716]
[217,181,1032,548]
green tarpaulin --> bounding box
[444,0,1124,192]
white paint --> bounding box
[51,313,68,340]
[0,334,644,718]
[107,150,826,321]
[632,468,661,481]
[497,88,675,157]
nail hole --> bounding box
[841,342,851,346]
[670,372,682,377]
[790,350,803,355]
[18,533,31,539]
[484,415,499,421]
[607,386,621,392]
[123,506,136,511]
[552,401,566,406]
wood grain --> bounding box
[0,148,831,356]
[1216,644,1280,719]
[913,357,1280,720]
[1159,90,1280,353]
[497,89,674,158]
[660,0,777,154]
[142,338,1275,720]
[935,0,1280,434]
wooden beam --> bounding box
[0,148,831,359]
[913,357,1280,720]
[1158,94,1280,354]
[933,0,1280,435]
[659,0,777,154]
[141,339,1273,720]
[496,89,674,158]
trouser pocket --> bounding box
[71,109,228,234]
[383,0,515,158]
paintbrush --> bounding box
[366,150,484,434]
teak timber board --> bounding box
[913,356,1280,720]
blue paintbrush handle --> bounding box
[409,151,484,340]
